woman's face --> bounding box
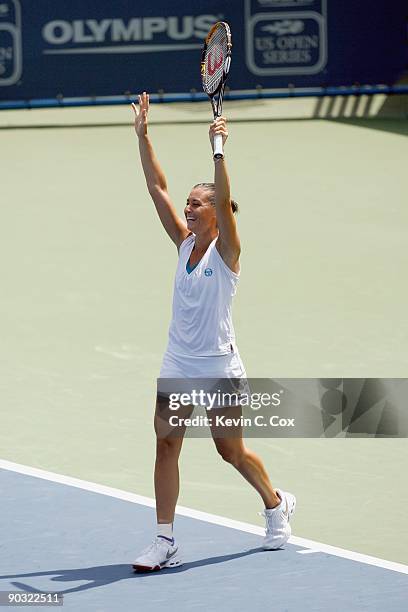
[184,187,216,234]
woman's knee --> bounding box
[215,441,245,467]
[155,437,182,461]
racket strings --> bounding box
[203,26,228,95]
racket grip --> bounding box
[213,134,224,159]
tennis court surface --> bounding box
[1,99,407,610]
[1,463,408,612]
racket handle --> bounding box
[213,133,224,159]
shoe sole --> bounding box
[288,494,296,518]
[132,555,183,572]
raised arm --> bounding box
[132,92,189,248]
[209,117,241,273]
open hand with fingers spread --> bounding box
[209,116,228,154]
[131,92,149,138]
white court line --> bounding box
[1,459,408,576]
[297,549,320,555]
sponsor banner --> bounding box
[156,378,408,438]
[245,0,327,76]
[0,0,406,102]
[0,0,22,86]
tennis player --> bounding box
[131,92,296,571]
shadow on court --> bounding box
[329,118,408,137]
[1,548,265,596]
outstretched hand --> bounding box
[209,116,228,152]
[131,92,149,138]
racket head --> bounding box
[201,21,232,100]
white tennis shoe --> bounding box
[260,488,296,550]
[132,536,182,572]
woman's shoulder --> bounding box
[178,232,195,254]
[212,237,240,278]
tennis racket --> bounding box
[201,21,232,159]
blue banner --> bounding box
[0,0,406,103]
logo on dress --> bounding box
[204,268,213,277]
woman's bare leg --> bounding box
[154,400,191,523]
[210,409,280,509]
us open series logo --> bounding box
[245,0,327,76]
[0,0,22,86]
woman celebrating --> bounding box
[131,92,296,572]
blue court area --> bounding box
[1,468,407,612]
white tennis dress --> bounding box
[159,233,246,378]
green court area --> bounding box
[1,100,407,564]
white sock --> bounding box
[157,523,173,542]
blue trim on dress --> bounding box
[186,259,198,274]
